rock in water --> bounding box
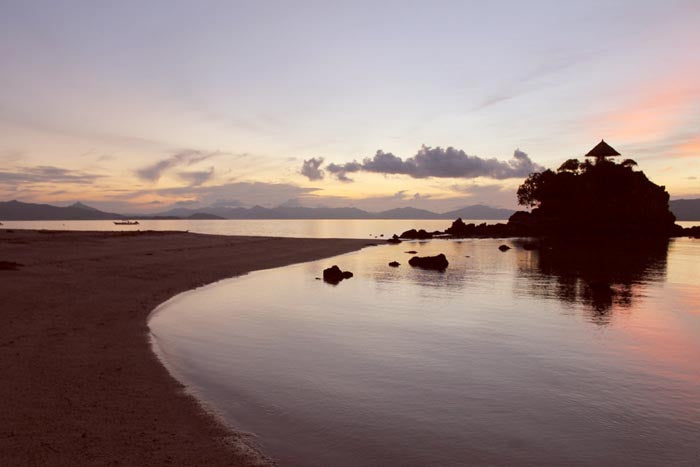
[408,254,449,270]
[498,244,511,251]
[322,265,353,284]
[388,261,400,267]
[387,234,402,244]
[399,229,433,240]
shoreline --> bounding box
[0,229,370,466]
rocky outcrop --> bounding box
[387,234,402,244]
[399,229,434,240]
[516,156,677,237]
[408,254,449,270]
[444,218,517,238]
[672,224,700,238]
[322,265,354,284]
[388,261,400,267]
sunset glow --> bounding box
[1,1,698,212]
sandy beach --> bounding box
[0,229,370,466]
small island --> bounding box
[399,141,699,240]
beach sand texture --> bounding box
[0,229,368,466]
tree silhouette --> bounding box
[515,148,675,236]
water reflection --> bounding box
[151,238,700,467]
[516,238,669,323]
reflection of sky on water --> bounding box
[151,237,700,467]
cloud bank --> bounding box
[308,146,542,182]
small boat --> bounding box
[114,220,139,225]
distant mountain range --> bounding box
[669,199,700,221]
[153,204,517,220]
[0,200,223,221]
[2,198,699,221]
[0,200,515,221]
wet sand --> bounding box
[0,229,370,466]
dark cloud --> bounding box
[178,167,214,186]
[326,146,542,182]
[300,157,325,180]
[136,149,218,182]
[0,165,101,184]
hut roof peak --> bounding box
[585,140,621,160]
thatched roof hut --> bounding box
[585,140,621,162]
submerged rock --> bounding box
[498,244,511,252]
[408,254,449,270]
[388,261,400,267]
[323,265,354,284]
[405,250,417,254]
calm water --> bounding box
[2,219,698,238]
[150,237,700,466]
[0,219,481,238]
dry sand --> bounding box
[0,229,370,466]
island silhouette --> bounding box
[394,141,683,318]
[400,140,699,240]
[511,140,677,237]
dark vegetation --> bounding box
[514,155,676,236]
[396,142,698,240]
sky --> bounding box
[1,0,699,213]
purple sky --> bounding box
[1,0,698,212]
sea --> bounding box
[2,218,698,238]
[6,219,700,465]
[0,219,484,238]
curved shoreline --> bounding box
[0,229,370,466]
